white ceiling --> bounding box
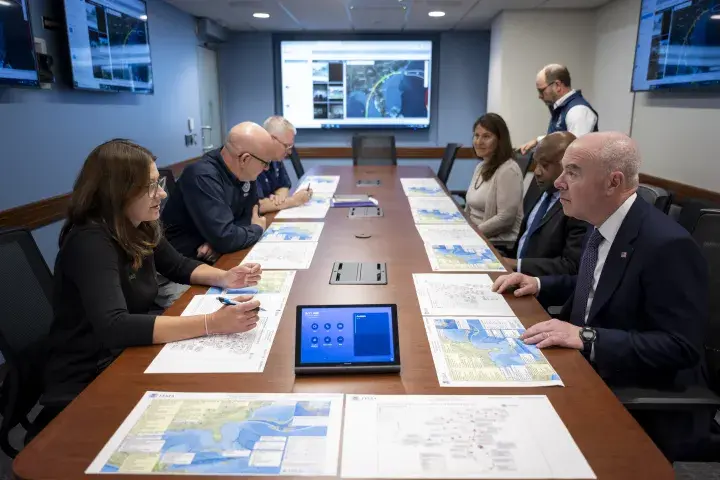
[163,0,612,32]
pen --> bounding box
[217,296,266,311]
[307,183,311,191]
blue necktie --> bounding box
[569,228,604,326]
[518,193,554,259]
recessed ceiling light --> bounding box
[711,14,720,20]
[253,12,270,18]
[139,14,147,20]
[428,11,445,17]
[0,0,13,6]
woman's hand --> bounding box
[220,263,262,289]
[207,295,261,335]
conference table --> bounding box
[14,165,674,479]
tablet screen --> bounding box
[296,305,398,366]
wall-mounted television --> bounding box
[63,0,153,93]
[277,40,433,129]
[0,0,40,88]
[631,0,720,91]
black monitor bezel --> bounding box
[295,303,400,368]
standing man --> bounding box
[257,115,313,214]
[519,64,599,154]
[501,131,587,277]
[493,132,708,461]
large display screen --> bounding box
[0,0,39,87]
[279,40,432,129]
[632,0,720,91]
[298,306,397,365]
[64,0,153,93]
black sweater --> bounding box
[42,223,202,405]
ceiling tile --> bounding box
[278,0,351,30]
[349,4,409,30]
[540,0,612,7]
[405,0,476,30]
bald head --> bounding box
[569,131,641,188]
[554,131,641,226]
[222,122,275,181]
[535,131,576,164]
[537,64,571,88]
[533,131,576,191]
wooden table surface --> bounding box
[14,166,674,479]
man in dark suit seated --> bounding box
[501,131,587,276]
[492,131,708,461]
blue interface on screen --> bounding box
[299,307,395,364]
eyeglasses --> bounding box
[146,179,163,198]
[537,81,556,95]
[271,135,294,152]
[242,152,271,169]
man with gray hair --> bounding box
[493,131,708,461]
[257,115,313,214]
[519,63,598,154]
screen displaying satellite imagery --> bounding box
[281,40,432,128]
[632,0,720,90]
[345,60,428,119]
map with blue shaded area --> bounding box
[346,60,428,119]
[433,318,561,384]
[99,399,334,475]
[263,225,316,241]
[414,209,465,223]
[430,245,503,271]
[407,186,443,196]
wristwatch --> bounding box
[579,326,597,357]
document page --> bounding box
[408,197,465,224]
[261,222,325,242]
[415,224,486,245]
[275,194,332,219]
[400,178,446,197]
[413,273,515,317]
[341,394,595,479]
[206,270,296,297]
[423,316,563,387]
[296,175,340,193]
[87,392,344,476]
[241,242,319,270]
[424,243,505,272]
[144,292,289,374]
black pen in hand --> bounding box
[217,296,265,312]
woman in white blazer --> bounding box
[464,113,524,243]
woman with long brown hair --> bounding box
[464,113,524,242]
[33,139,263,435]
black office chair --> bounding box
[677,198,720,233]
[0,228,54,457]
[637,184,672,214]
[157,168,176,212]
[288,147,305,179]
[613,209,720,461]
[514,148,534,177]
[437,143,461,188]
[352,135,397,166]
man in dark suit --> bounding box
[502,131,587,276]
[493,131,708,461]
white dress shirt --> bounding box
[537,90,598,143]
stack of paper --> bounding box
[260,222,324,243]
[400,177,447,197]
[412,273,563,388]
[145,271,296,374]
[244,222,322,269]
[296,175,340,194]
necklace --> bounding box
[474,167,484,190]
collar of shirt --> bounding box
[553,89,578,109]
[596,193,637,244]
[207,147,248,189]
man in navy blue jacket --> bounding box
[162,122,275,261]
[494,131,708,461]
